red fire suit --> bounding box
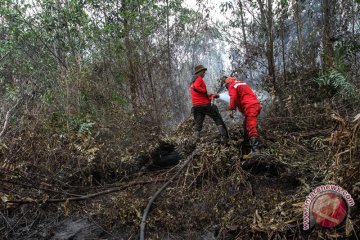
[227,78,262,139]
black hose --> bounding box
[139,149,198,240]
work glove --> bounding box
[229,110,235,118]
[209,93,219,100]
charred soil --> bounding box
[1,103,360,240]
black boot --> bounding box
[242,139,251,155]
[249,137,260,155]
[217,125,229,144]
[241,130,251,155]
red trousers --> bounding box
[242,104,261,139]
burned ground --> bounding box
[1,105,360,240]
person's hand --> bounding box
[208,93,218,99]
[229,110,235,118]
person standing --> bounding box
[224,77,262,154]
[190,65,228,143]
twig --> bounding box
[1,180,84,197]
[5,179,167,205]
[139,149,198,240]
[86,213,117,239]
[0,98,21,139]
[22,212,60,240]
[5,206,31,236]
[0,50,11,63]
[0,211,11,229]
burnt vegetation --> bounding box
[1,0,360,239]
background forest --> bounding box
[1,0,360,239]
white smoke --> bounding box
[218,90,269,104]
[218,91,230,103]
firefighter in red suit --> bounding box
[224,77,262,154]
[190,65,228,143]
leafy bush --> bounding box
[314,68,357,98]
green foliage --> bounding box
[40,90,55,105]
[4,84,19,101]
[45,110,95,135]
[112,93,126,104]
[220,1,234,13]
[78,120,95,134]
[67,114,95,134]
[334,41,360,74]
[315,39,360,99]
[314,68,357,98]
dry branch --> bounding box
[0,98,21,139]
[5,179,167,205]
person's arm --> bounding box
[193,77,208,94]
[228,84,237,111]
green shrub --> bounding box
[314,68,357,98]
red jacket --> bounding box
[190,76,211,106]
[228,78,260,113]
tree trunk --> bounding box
[138,2,161,131]
[122,1,139,114]
[266,0,276,91]
[166,0,172,77]
[238,0,253,81]
[257,0,276,94]
[351,0,358,82]
[293,0,304,69]
[322,0,335,69]
[280,1,287,83]
[238,0,247,45]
